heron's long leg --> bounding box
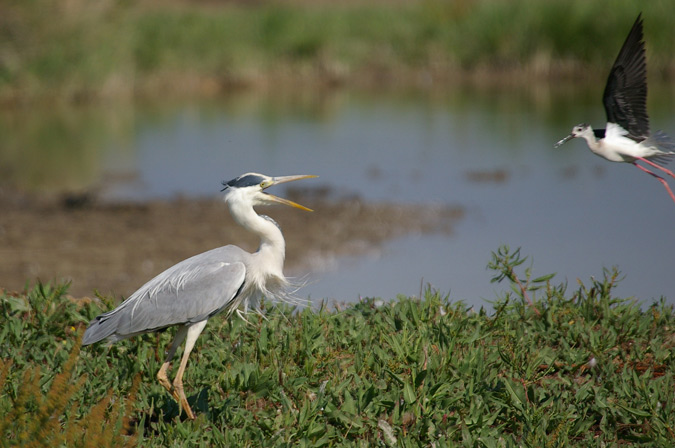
[157,325,189,400]
[633,163,675,204]
[635,156,675,179]
[172,320,208,420]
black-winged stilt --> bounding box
[554,14,675,203]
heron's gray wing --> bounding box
[82,246,247,345]
[602,14,649,140]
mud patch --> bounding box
[0,189,463,299]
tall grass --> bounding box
[2,246,674,445]
[1,0,674,102]
[0,285,138,447]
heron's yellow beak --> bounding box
[264,175,317,211]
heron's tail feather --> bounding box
[81,314,125,345]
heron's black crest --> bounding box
[221,174,265,191]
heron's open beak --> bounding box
[264,175,318,211]
[554,134,574,148]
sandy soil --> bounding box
[0,188,463,299]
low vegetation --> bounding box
[2,0,674,102]
[2,246,674,446]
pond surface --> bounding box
[3,83,675,308]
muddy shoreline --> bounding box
[0,189,463,299]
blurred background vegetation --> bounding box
[1,0,674,104]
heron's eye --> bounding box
[260,180,272,189]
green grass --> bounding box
[2,246,674,446]
[1,0,675,102]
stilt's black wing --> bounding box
[602,14,649,140]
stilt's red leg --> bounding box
[634,156,675,179]
[634,162,675,204]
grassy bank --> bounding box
[1,0,674,103]
[2,247,674,446]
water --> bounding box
[3,84,675,307]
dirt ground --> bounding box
[0,188,463,300]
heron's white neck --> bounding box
[227,200,286,275]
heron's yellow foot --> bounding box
[157,367,172,393]
[173,380,195,420]
[157,367,181,402]
[157,368,195,419]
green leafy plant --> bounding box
[1,246,674,446]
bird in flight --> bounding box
[555,14,675,203]
[82,173,317,419]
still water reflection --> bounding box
[3,84,675,307]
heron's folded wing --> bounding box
[83,255,246,344]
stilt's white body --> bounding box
[575,123,675,163]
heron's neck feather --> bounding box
[228,201,286,276]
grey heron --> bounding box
[82,173,317,420]
[554,14,675,203]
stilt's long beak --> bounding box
[554,134,574,148]
[264,175,318,211]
